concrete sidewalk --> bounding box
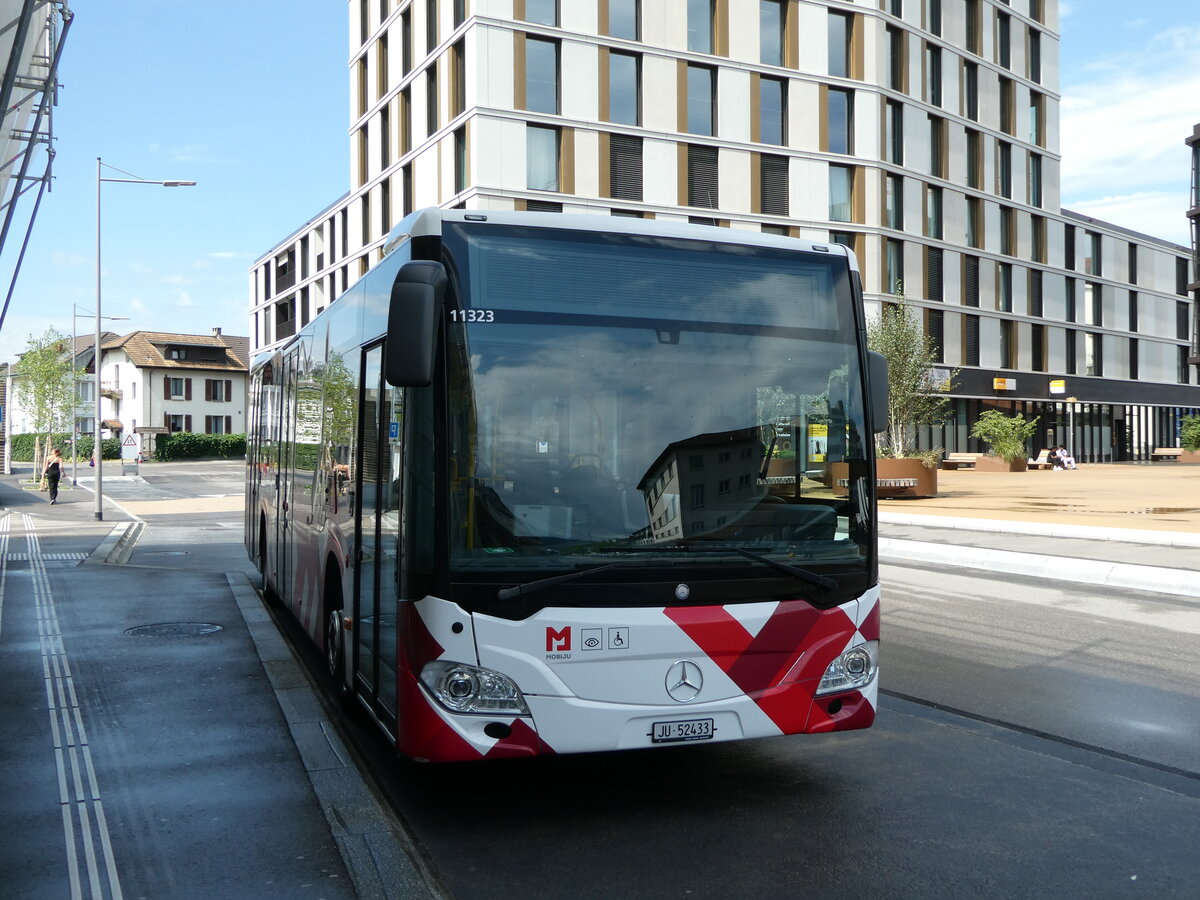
[877,461,1200,597]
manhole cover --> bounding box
[124,622,223,637]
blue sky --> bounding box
[0,0,1196,364]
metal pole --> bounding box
[94,157,103,520]
[71,304,77,486]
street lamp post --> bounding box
[94,158,195,520]
[71,303,128,487]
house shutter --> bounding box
[185,378,192,400]
[225,416,232,434]
[759,154,789,216]
[963,255,979,307]
[163,375,171,399]
[164,413,171,430]
[205,379,212,401]
[204,415,212,435]
[185,415,192,432]
[964,314,980,366]
[225,380,232,402]
[686,144,718,209]
[926,247,943,301]
[609,134,643,201]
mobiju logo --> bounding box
[545,626,571,652]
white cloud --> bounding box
[208,251,242,259]
[1063,192,1191,248]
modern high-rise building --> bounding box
[251,0,1199,461]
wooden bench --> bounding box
[940,453,981,470]
[1027,449,1055,470]
[1150,447,1182,461]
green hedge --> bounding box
[8,433,120,461]
[155,432,246,461]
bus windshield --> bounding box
[442,222,873,611]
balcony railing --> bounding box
[100,382,123,398]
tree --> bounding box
[1181,414,1200,452]
[970,409,1039,462]
[866,290,956,459]
[13,329,79,472]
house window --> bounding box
[827,87,853,154]
[759,154,788,216]
[761,0,784,66]
[607,0,639,40]
[686,64,715,135]
[608,50,640,125]
[758,76,786,145]
[524,0,558,26]
[686,144,719,208]
[688,0,713,53]
[206,378,233,402]
[829,164,854,222]
[609,133,643,200]
[205,415,233,435]
[828,12,852,78]
[527,124,560,191]
[526,37,559,114]
[165,377,192,400]
[167,414,191,433]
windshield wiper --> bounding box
[496,563,618,602]
[598,544,837,592]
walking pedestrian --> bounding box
[42,448,64,504]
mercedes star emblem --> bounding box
[665,659,703,703]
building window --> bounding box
[524,0,557,26]
[885,173,903,230]
[966,129,982,189]
[829,12,852,78]
[1128,243,1139,285]
[927,308,945,362]
[399,87,411,153]
[426,65,438,134]
[687,0,713,54]
[1128,291,1139,332]
[609,133,643,201]
[1064,224,1076,269]
[380,105,391,168]
[608,50,640,125]
[925,43,942,106]
[963,61,978,121]
[1031,323,1045,371]
[1065,277,1077,322]
[686,144,719,208]
[963,255,980,307]
[454,126,467,193]
[450,40,466,118]
[1029,28,1042,82]
[760,153,788,216]
[526,37,559,114]
[964,314,980,366]
[166,376,190,399]
[759,75,786,145]
[1176,258,1190,295]
[886,25,905,92]
[453,0,466,28]
[527,125,560,191]
[998,141,1012,198]
[884,238,904,294]
[999,319,1016,368]
[205,415,233,435]
[884,99,903,163]
[829,164,854,222]
[1029,269,1043,316]
[827,87,853,154]
[607,0,639,40]
[1065,329,1077,374]
[965,0,981,54]
[926,246,944,301]
[686,64,715,135]
[1086,232,1102,276]
[1085,333,1103,376]
[925,185,943,238]
[1178,300,1190,338]
[1000,206,1015,255]
[998,262,1013,312]
[1029,153,1043,208]
[929,114,946,178]
[999,77,1014,135]
[1084,282,1101,325]
[167,414,190,434]
[760,0,784,66]
[426,0,438,52]
[1129,338,1139,380]
[401,8,412,74]
[966,197,982,249]
[997,12,1011,69]
[1031,215,1046,263]
[928,0,942,35]
[1029,92,1045,145]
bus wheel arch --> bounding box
[323,557,347,685]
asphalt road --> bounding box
[346,561,1200,899]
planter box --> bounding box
[1181,450,1200,465]
[975,455,1028,473]
[829,458,938,499]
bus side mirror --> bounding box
[867,351,889,433]
[385,261,447,387]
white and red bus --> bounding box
[247,209,887,762]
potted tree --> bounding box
[970,409,1039,472]
[864,291,956,498]
[1181,414,1200,465]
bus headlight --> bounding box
[420,661,530,715]
[815,641,878,696]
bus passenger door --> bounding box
[353,343,401,719]
[277,352,297,603]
